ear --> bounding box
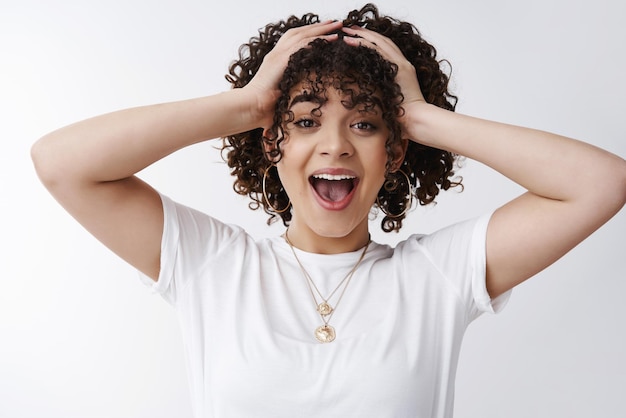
[389,138,408,172]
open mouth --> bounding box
[309,173,358,203]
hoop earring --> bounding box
[376,169,414,218]
[262,165,291,214]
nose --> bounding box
[317,125,354,158]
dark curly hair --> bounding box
[222,3,462,232]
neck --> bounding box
[284,220,371,254]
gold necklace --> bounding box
[284,230,371,343]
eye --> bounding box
[351,121,377,131]
[294,118,318,129]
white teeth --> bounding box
[312,174,356,181]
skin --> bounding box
[275,85,400,254]
[31,20,626,300]
[343,25,626,297]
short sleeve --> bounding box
[138,193,180,302]
[138,193,245,305]
[417,212,512,320]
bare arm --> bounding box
[31,20,345,281]
[345,26,626,297]
[31,90,263,280]
[406,105,626,297]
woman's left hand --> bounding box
[344,25,626,301]
[342,26,426,138]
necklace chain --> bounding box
[284,230,371,343]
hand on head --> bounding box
[342,25,426,131]
[246,20,425,139]
[245,20,343,130]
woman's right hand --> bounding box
[244,20,343,129]
[30,20,344,282]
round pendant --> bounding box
[315,325,336,343]
[317,302,333,316]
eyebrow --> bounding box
[288,92,324,109]
[288,91,384,114]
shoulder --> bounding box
[160,193,247,249]
[393,212,493,262]
[388,213,494,305]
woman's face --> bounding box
[275,82,395,252]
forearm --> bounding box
[407,103,626,204]
[32,88,260,185]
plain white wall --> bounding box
[1,0,624,416]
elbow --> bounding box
[31,134,64,189]
[619,158,626,206]
[603,156,626,214]
[31,136,50,185]
[581,154,626,220]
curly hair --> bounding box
[222,3,462,232]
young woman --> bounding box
[31,4,626,418]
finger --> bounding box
[342,27,413,72]
[278,20,342,56]
[284,20,343,42]
[342,26,400,56]
[341,26,425,104]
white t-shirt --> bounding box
[141,194,510,418]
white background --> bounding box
[1,0,625,417]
